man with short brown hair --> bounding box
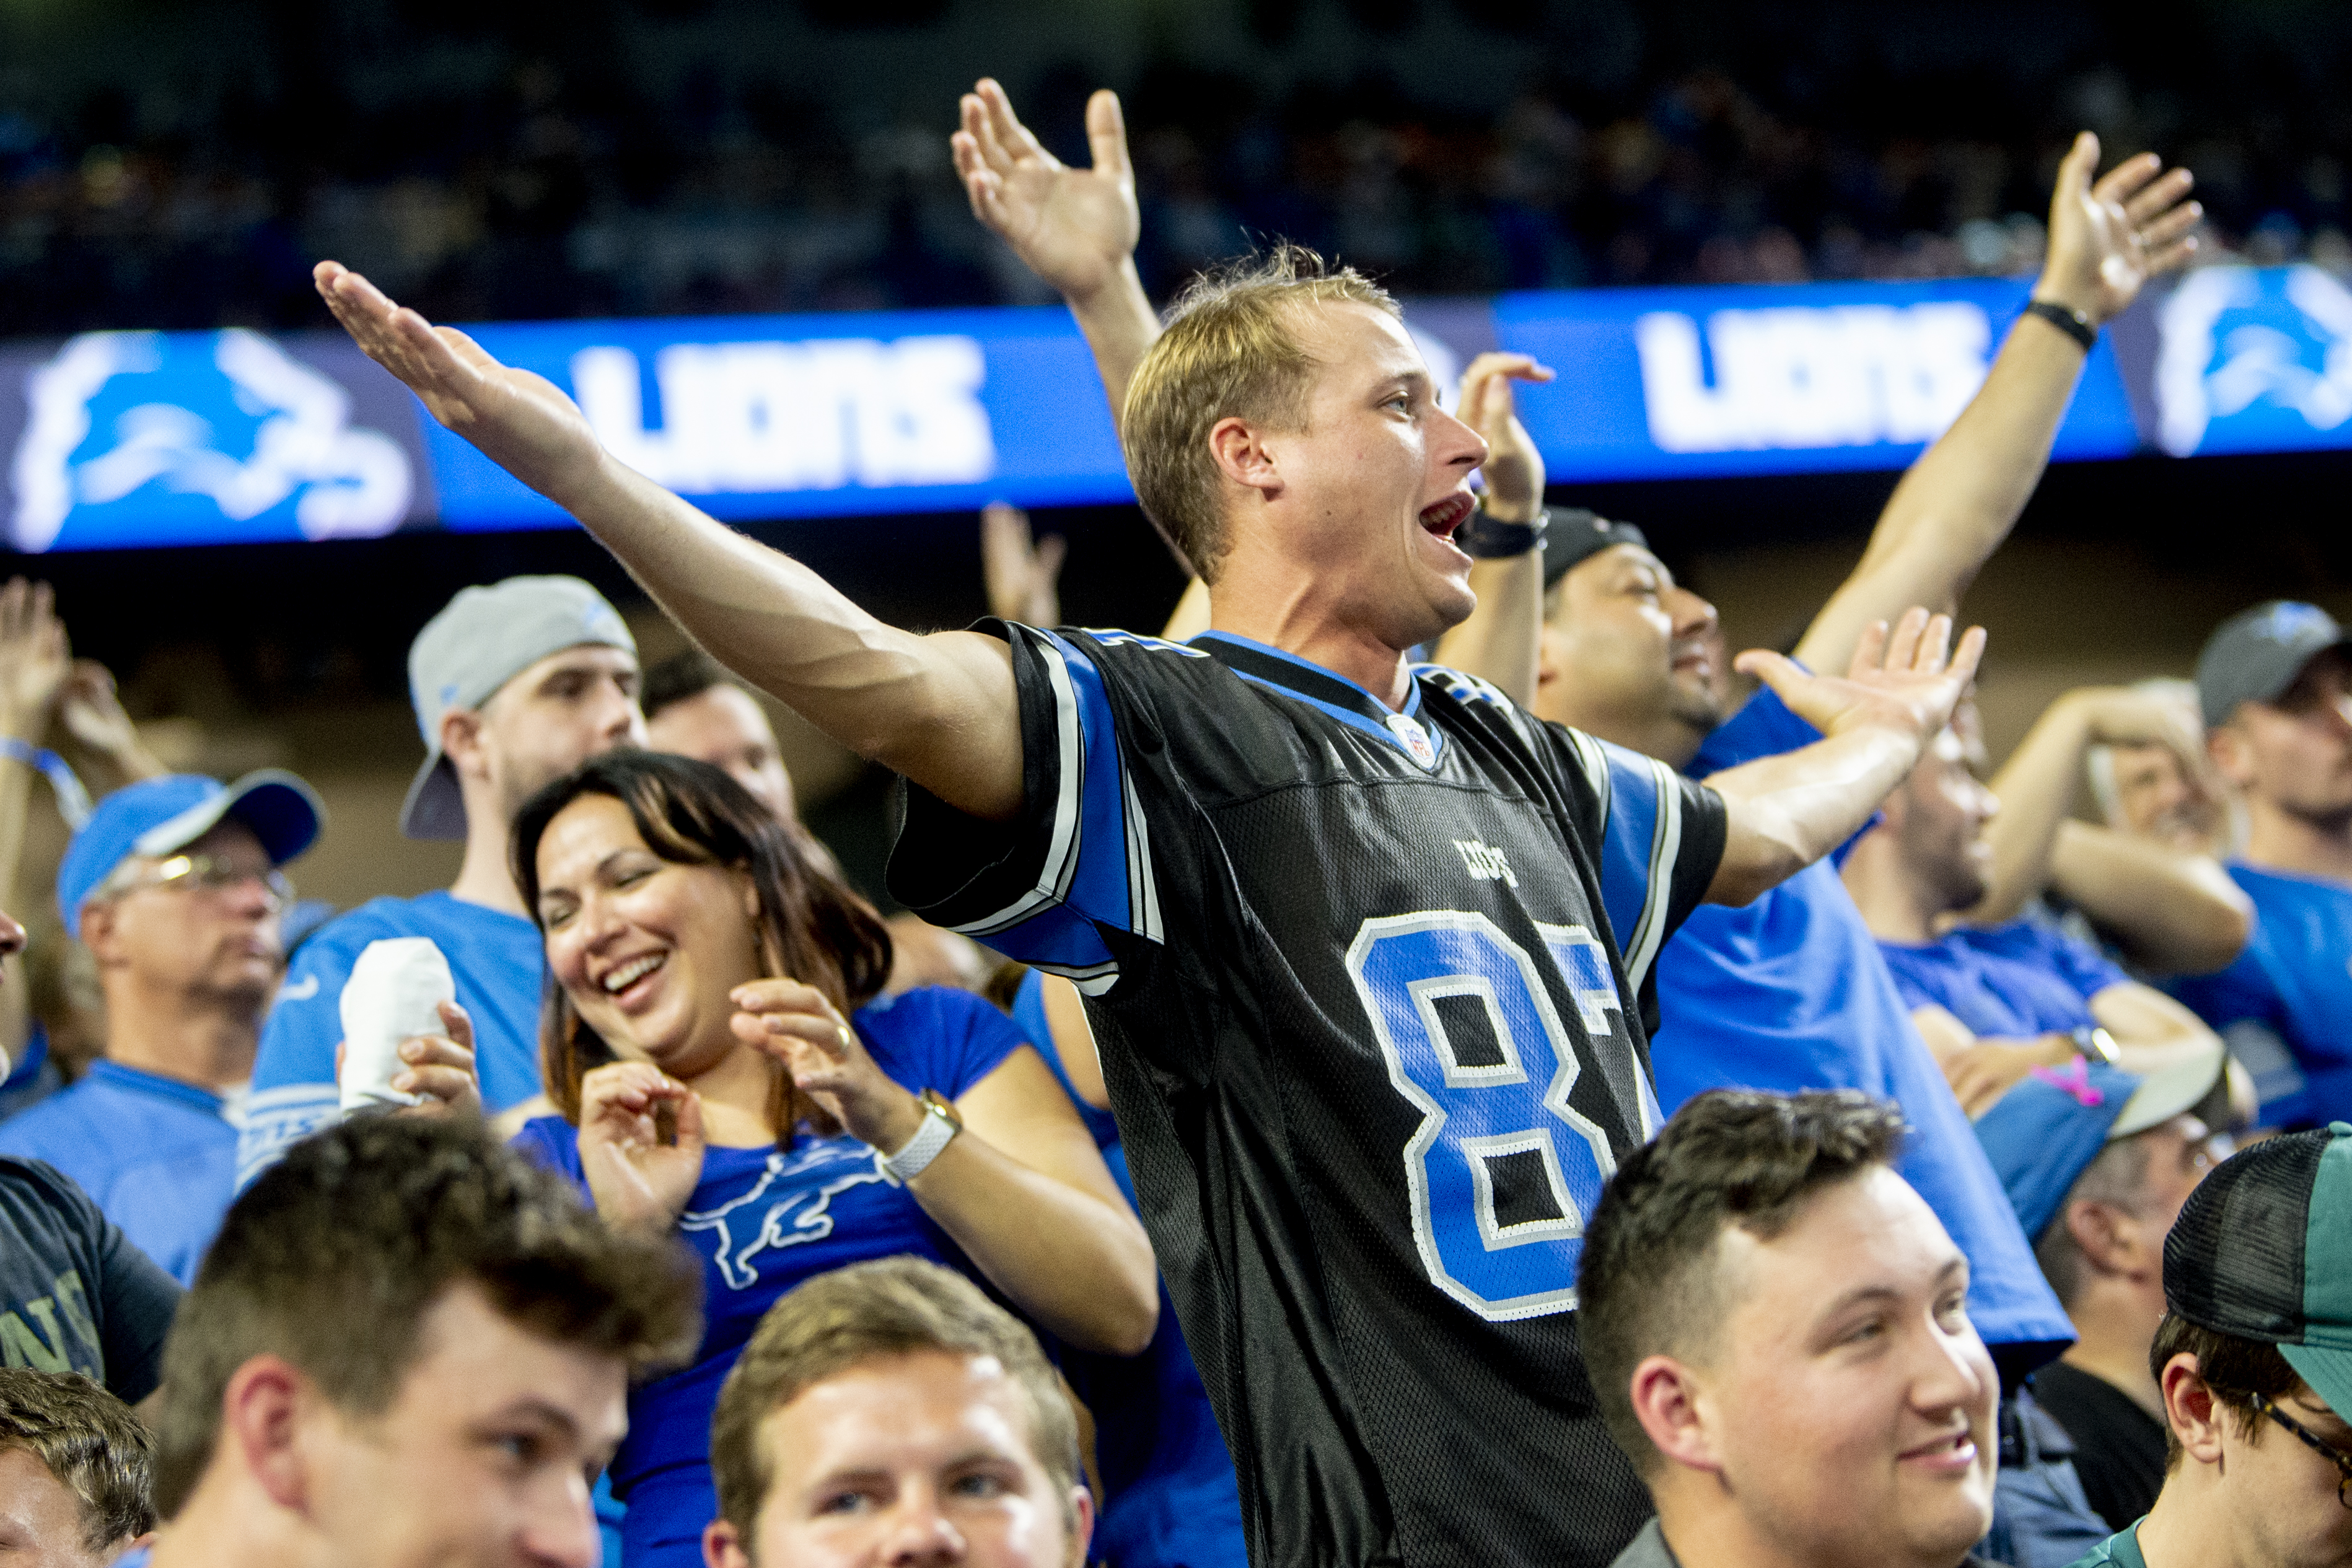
[0,1367,154,1567]
[131,1114,699,1568]
[704,1256,1089,1568]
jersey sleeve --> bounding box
[238,922,365,1189]
[1543,725,1729,995]
[507,1117,590,1198]
[889,622,1162,996]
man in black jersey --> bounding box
[314,239,1979,1564]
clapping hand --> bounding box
[1738,607,1988,753]
[1455,353,1555,523]
[314,261,606,508]
[2037,131,2201,326]
[981,502,1068,626]
[577,1061,708,1233]
[731,978,924,1156]
[952,78,1139,305]
[0,580,69,739]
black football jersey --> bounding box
[890,625,1727,1568]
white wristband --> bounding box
[880,1103,959,1186]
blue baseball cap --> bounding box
[1973,1046,2229,1240]
[58,770,326,939]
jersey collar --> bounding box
[83,1059,227,1116]
[1190,631,1446,770]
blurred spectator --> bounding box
[703,1256,1090,1568]
[7,7,2349,337]
[239,576,642,1185]
[131,1115,700,1568]
[2073,1124,2352,1564]
[0,770,323,1284]
[2169,602,2352,1131]
[1842,727,2229,1118]
[505,751,1154,1568]
[1964,686,2250,980]
[1966,1049,2229,1533]
[1578,1090,2001,1568]
[0,903,181,1410]
[641,647,842,879]
[0,1367,155,1567]
[2085,680,2239,861]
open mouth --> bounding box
[1418,492,1476,540]
[1898,1430,1978,1470]
[600,951,669,997]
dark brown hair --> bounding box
[709,1257,1081,1550]
[639,647,735,723]
[2149,1313,2308,1471]
[150,1116,701,1519]
[1579,1089,1908,1476]
[512,750,893,1140]
[0,1368,154,1550]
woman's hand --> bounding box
[577,1061,708,1233]
[392,1001,481,1120]
[731,979,924,1155]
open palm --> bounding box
[1740,608,1988,748]
[2038,131,2201,324]
[314,261,605,506]
[953,78,1139,301]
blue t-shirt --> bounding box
[2169,863,2352,1129]
[240,891,546,1186]
[1880,919,2131,1040]
[0,1062,238,1286]
[1010,971,1247,1568]
[512,986,1022,1568]
[1655,686,2074,1367]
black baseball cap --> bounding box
[2194,601,2352,729]
[2163,1122,2352,1420]
[1542,509,1651,589]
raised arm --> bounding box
[1433,353,1554,703]
[1968,683,2223,921]
[2046,822,2252,977]
[0,580,69,1075]
[1706,610,1987,904]
[1792,133,2200,674]
[316,263,1025,823]
[954,79,1158,430]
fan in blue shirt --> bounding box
[3,769,322,1285]
[239,574,645,1186]
[2170,602,2352,1129]
[507,750,1155,1568]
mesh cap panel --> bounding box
[2164,1128,2330,1343]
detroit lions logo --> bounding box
[9,329,413,551]
[680,1141,892,1290]
[2156,265,2352,457]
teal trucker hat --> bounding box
[2164,1122,2352,1421]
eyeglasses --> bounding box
[2234,1388,2352,1508]
[100,853,290,913]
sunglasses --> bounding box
[99,852,291,913]
[2221,1388,2352,1509]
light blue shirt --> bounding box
[2170,863,2352,1128]
[240,891,545,1186]
[0,1061,237,1286]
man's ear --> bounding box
[2160,1352,2227,1467]
[1064,1484,1096,1568]
[440,707,490,785]
[1535,624,1569,693]
[703,1517,753,1568]
[2062,1199,2146,1278]
[2208,724,2253,791]
[76,898,122,965]
[221,1354,315,1514]
[1628,1354,1722,1474]
[1208,417,1283,501]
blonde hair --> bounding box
[1122,245,1398,580]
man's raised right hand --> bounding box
[953,77,1140,304]
[314,261,607,510]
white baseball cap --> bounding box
[400,576,636,840]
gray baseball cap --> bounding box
[2195,600,2352,729]
[400,576,636,841]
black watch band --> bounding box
[2025,299,2098,353]
[1456,507,1550,559]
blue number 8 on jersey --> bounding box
[1346,911,1630,1323]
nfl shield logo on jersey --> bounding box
[1385,711,1439,769]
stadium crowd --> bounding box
[0,59,2350,1568]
